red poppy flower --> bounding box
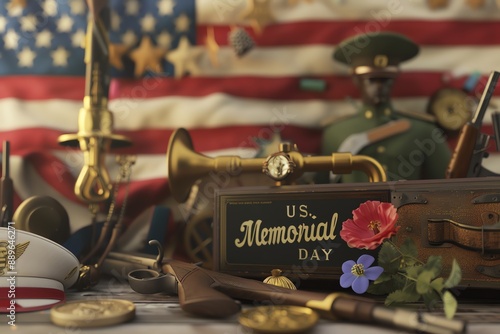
[340,200,399,250]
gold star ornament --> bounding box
[9,0,27,9]
[426,0,449,9]
[109,43,129,70]
[466,0,486,8]
[241,0,275,34]
[129,36,167,77]
[205,27,219,67]
[166,36,202,79]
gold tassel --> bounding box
[263,269,297,290]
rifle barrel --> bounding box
[472,71,500,126]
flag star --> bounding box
[241,0,274,34]
[6,3,23,16]
[18,46,36,67]
[51,46,70,66]
[4,29,19,49]
[158,0,175,15]
[20,14,37,31]
[57,14,74,33]
[111,11,121,31]
[69,0,86,15]
[122,30,137,46]
[36,29,52,48]
[125,0,140,15]
[129,36,167,77]
[0,16,7,32]
[109,43,129,70]
[166,36,202,78]
[72,29,85,48]
[157,31,172,49]
[140,14,156,32]
[175,13,191,32]
[43,0,58,17]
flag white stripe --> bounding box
[196,0,500,24]
[192,45,500,77]
[3,96,500,132]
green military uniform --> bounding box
[321,32,451,183]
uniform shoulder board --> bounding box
[394,109,437,123]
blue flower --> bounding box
[340,254,383,294]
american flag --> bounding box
[1,0,500,236]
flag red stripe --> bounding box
[197,20,500,47]
[1,73,496,102]
[0,76,85,100]
[110,73,495,100]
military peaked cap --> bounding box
[333,31,419,76]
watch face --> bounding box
[266,154,292,180]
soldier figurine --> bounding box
[320,31,451,183]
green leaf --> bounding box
[405,264,423,279]
[367,274,405,295]
[385,289,411,306]
[422,255,442,278]
[373,272,393,283]
[400,238,418,260]
[378,242,401,274]
[416,270,434,294]
[444,259,462,289]
[430,277,444,293]
[401,281,421,303]
[442,291,458,319]
[385,287,421,306]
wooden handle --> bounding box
[445,124,478,178]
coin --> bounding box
[50,299,135,328]
[239,305,319,333]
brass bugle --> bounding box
[166,128,386,203]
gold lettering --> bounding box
[260,227,268,246]
[298,248,308,260]
[299,205,308,217]
[234,214,338,248]
[329,213,338,240]
[310,249,320,260]
[316,222,328,241]
[322,248,332,261]
[287,225,297,243]
[235,220,260,248]
[267,226,286,245]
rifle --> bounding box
[101,241,466,334]
[446,71,500,178]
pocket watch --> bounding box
[262,151,296,181]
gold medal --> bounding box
[239,305,319,333]
[50,299,135,328]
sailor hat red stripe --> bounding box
[1,277,65,312]
[0,227,79,313]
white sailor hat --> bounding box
[0,226,79,313]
